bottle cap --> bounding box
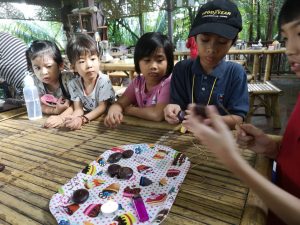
[23,75,35,87]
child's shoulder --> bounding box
[224,60,244,70]
[175,58,194,67]
[61,71,76,80]
[98,72,113,86]
[99,72,110,80]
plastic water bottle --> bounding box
[23,75,42,120]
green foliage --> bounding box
[0,0,287,49]
[0,20,65,50]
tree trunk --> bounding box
[248,0,255,42]
[256,0,261,41]
[138,13,144,36]
[266,0,276,41]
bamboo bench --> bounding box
[247,81,283,129]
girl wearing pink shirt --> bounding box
[105,32,174,128]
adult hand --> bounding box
[164,104,181,124]
[236,123,279,158]
[183,105,239,167]
[185,104,212,126]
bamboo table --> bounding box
[100,59,135,80]
[0,109,269,225]
[227,48,286,81]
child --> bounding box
[183,1,300,224]
[0,32,27,97]
[26,40,74,128]
[104,32,174,128]
[64,33,115,130]
[164,0,249,129]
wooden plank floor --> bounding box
[0,111,259,225]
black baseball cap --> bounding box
[188,0,242,39]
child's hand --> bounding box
[164,104,181,124]
[44,115,65,128]
[183,105,239,167]
[55,97,70,114]
[64,115,83,130]
[104,111,123,128]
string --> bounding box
[192,74,217,105]
[155,128,207,185]
[217,102,241,125]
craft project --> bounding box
[50,143,190,225]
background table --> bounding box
[0,109,269,225]
[174,48,286,82]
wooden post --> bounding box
[264,54,273,82]
[85,0,97,32]
[252,54,260,81]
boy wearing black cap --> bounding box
[164,0,249,129]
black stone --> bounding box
[117,167,133,179]
[122,150,134,158]
[72,189,89,204]
[107,164,121,177]
[107,152,122,163]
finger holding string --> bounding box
[217,103,255,150]
[185,105,242,167]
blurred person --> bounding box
[0,32,28,97]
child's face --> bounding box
[74,53,100,79]
[31,54,62,85]
[196,33,233,73]
[139,48,167,82]
[281,19,300,77]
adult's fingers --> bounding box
[239,123,263,137]
[206,106,227,132]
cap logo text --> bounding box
[202,10,231,16]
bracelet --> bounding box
[79,115,90,124]
[78,116,85,126]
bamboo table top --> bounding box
[0,109,268,225]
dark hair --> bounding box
[134,32,174,77]
[66,33,99,66]
[278,0,300,29]
[26,40,63,71]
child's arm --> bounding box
[104,95,132,128]
[43,105,73,128]
[183,106,300,225]
[41,97,71,115]
[124,103,167,122]
[64,101,85,130]
[82,100,108,122]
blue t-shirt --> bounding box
[170,57,249,118]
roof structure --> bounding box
[0,0,204,21]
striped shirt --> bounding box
[0,32,28,89]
